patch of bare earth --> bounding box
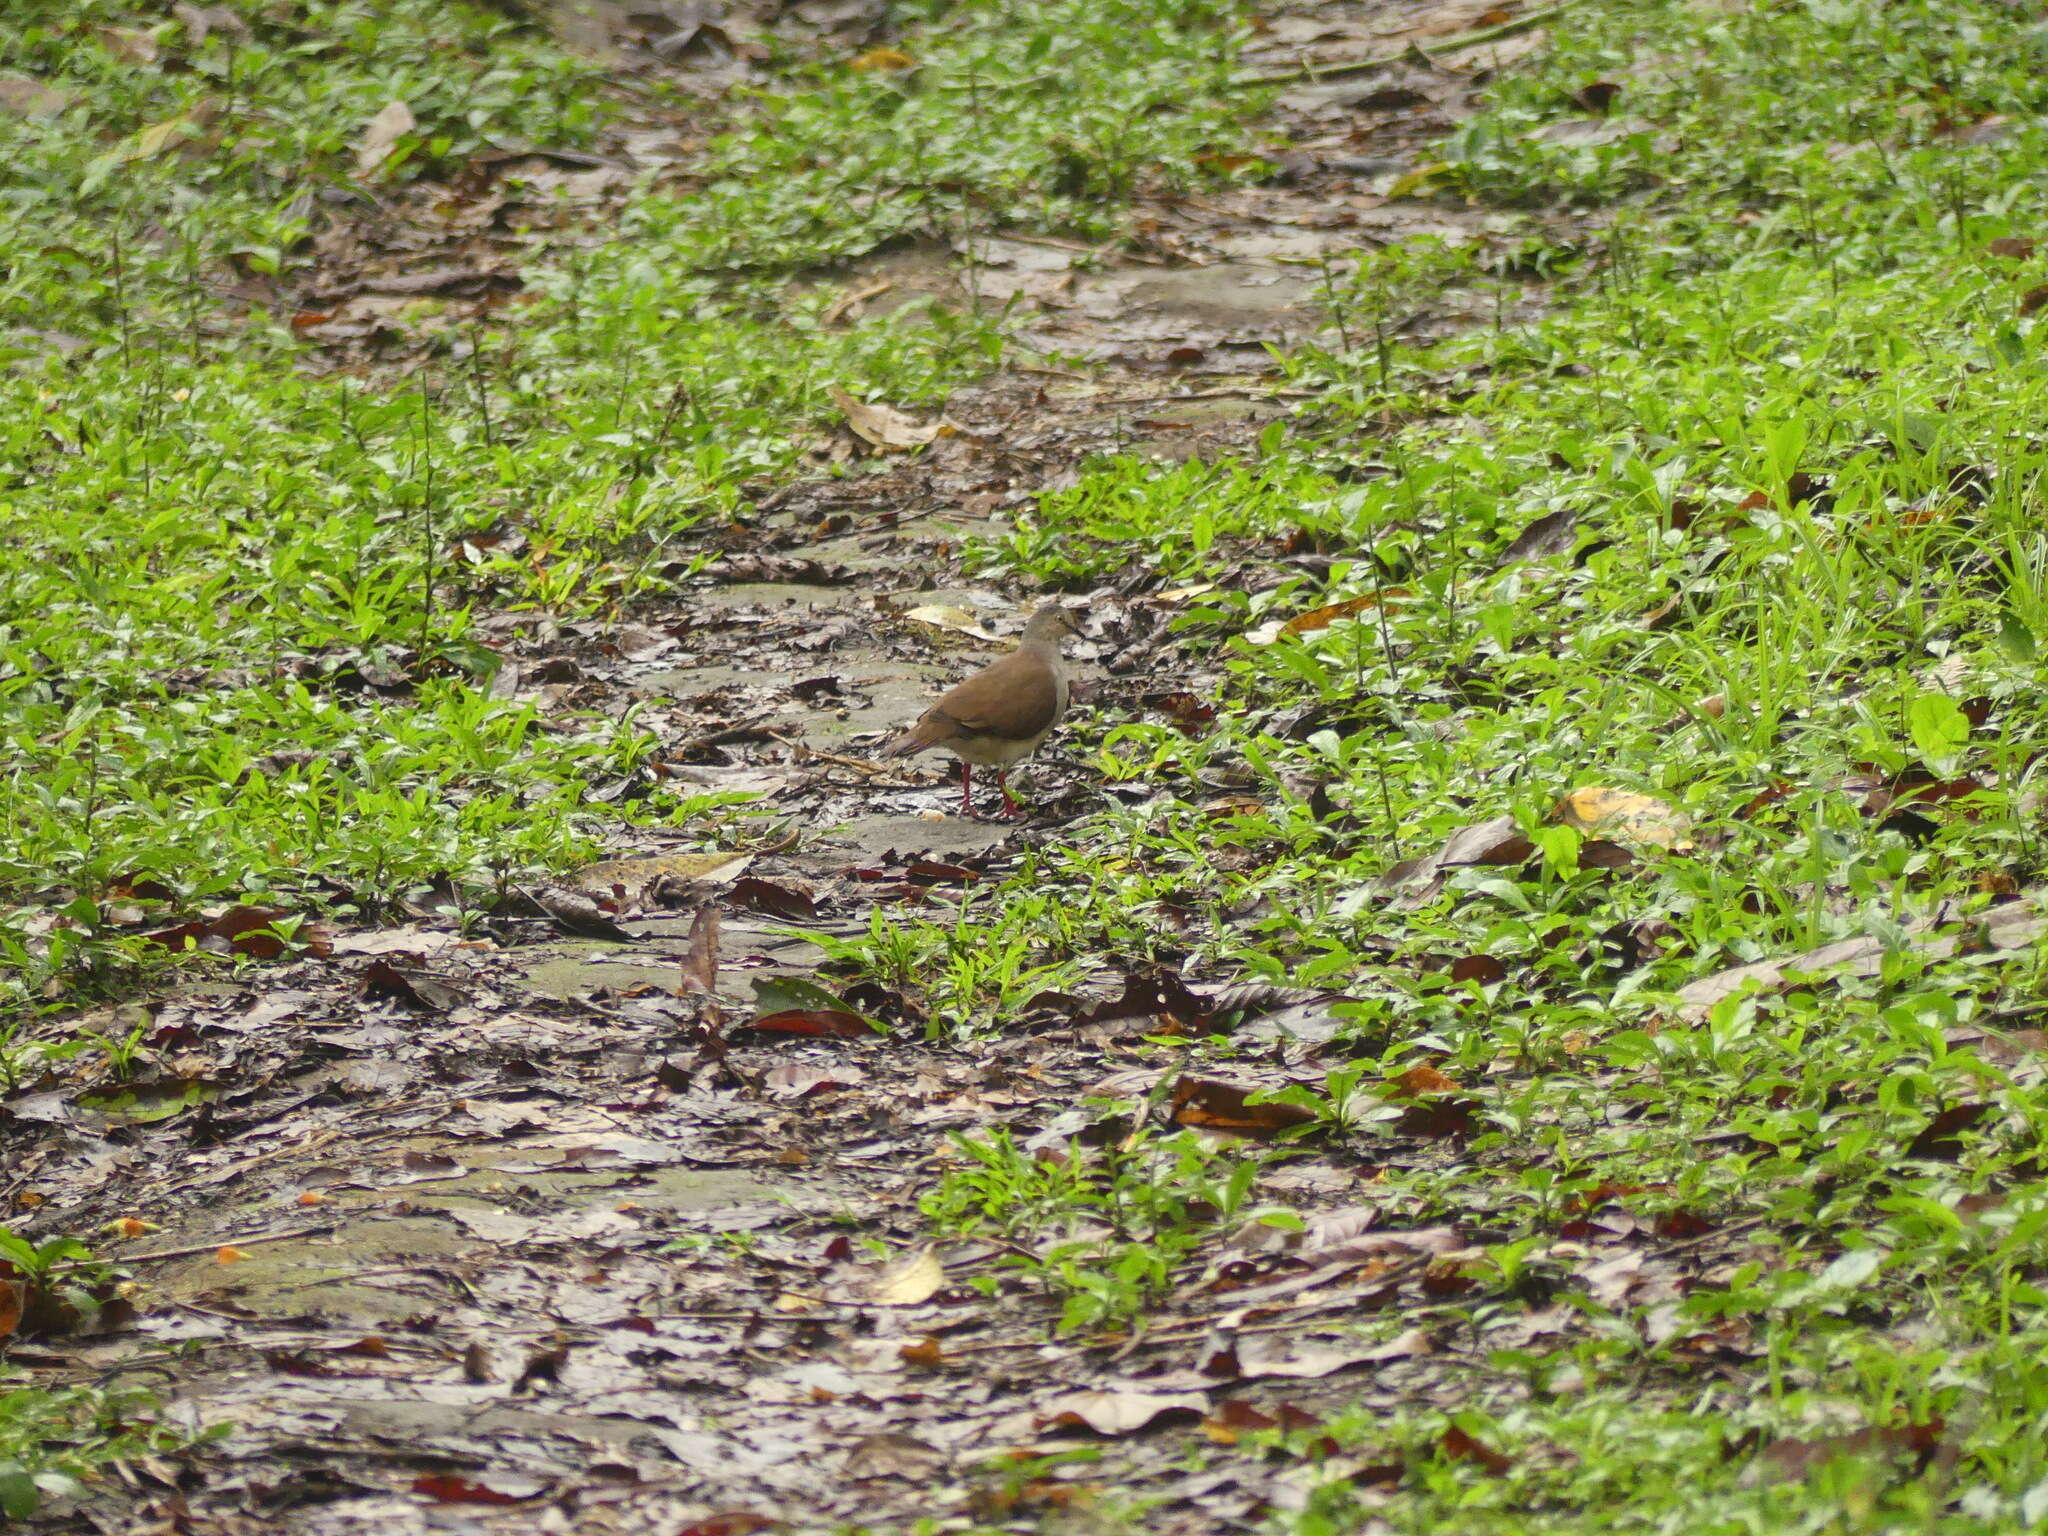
[0,4,1665,1533]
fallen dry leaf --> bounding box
[571,850,753,901]
[1742,1420,1944,1485]
[1386,1064,1459,1097]
[1676,894,2046,1019]
[0,73,71,117]
[679,902,720,996]
[1557,786,1693,850]
[866,1247,945,1306]
[848,46,916,71]
[900,603,999,640]
[1037,1389,1208,1436]
[828,385,939,451]
[1170,1076,1317,1136]
[1441,1423,1512,1475]
[355,99,416,177]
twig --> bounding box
[88,1222,338,1271]
[767,730,895,779]
[821,279,894,327]
[1231,4,1568,86]
[1660,1211,1773,1257]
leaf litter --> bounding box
[0,0,1787,1529]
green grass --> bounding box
[877,0,2048,1528]
[12,0,2048,1524]
[0,0,1259,1024]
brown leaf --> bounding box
[1448,954,1506,984]
[764,1063,863,1099]
[1574,80,1622,113]
[1498,508,1577,564]
[726,877,818,920]
[1905,1102,1989,1160]
[1375,814,1534,900]
[144,904,325,959]
[98,27,159,64]
[677,1519,785,1536]
[1987,236,2037,260]
[1746,1420,1944,1484]
[842,1431,944,1480]
[679,902,721,995]
[827,385,938,450]
[355,99,416,177]
[2021,283,2048,318]
[1395,1097,1478,1138]
[361,960,467,1012]
[174,3,251,44]
[1079,971,1212,1029]
[0,74,71,117]
[1170,1076,1316,1136]
[1677,895,2048,1019]
[1386,1064,1460,1097]
[1282,590,1413,637]
[1441,1423,1512,1475]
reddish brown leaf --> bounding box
[145,904,325,959]
[410,1474,544,1505]
[1748,1420,1944,1483]
[1987,236,2037,259]
[903,860,980,885]
[747,1009,870,1038]
[2022,284,2048,317]
[1386,1065,1460,1097]
[1440,1423,1512,1475]
[1170,1076,1317,1135]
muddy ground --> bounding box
[6,3,1608,1530]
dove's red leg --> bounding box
[997,771,1022,819]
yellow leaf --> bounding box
[216,1246,246,1264]
[867,1247,944,1306]
[1557,786,1693,850]
[849,46,916,71]
[1386,161,1453,199]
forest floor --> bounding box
[6,0,2048,1532]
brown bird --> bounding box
[879,604,1080,817]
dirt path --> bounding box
[7,5,1593,1530]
